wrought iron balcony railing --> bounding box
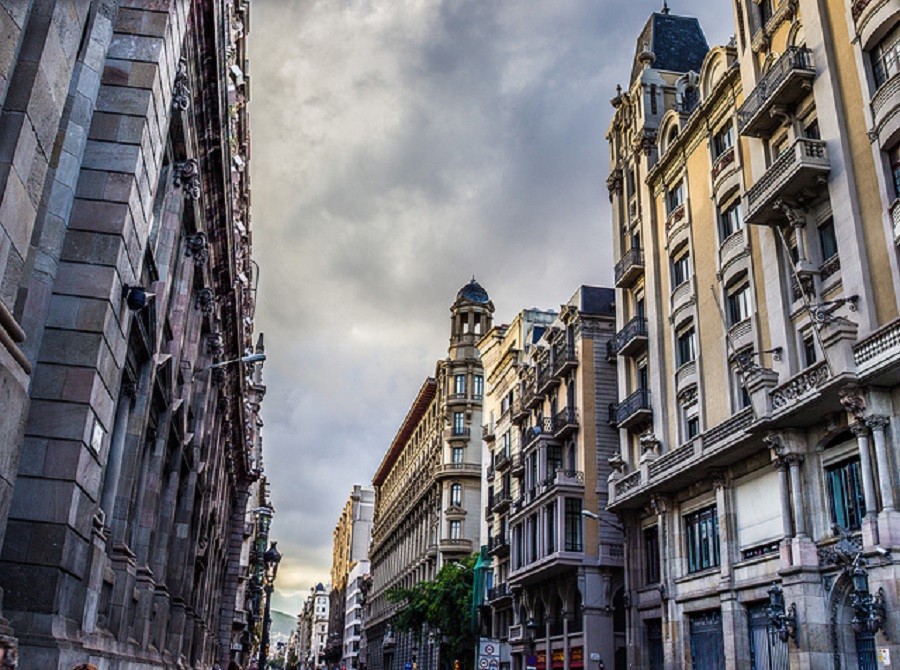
[738,47,815,137]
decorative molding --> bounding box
[172,58,191,111]
[185,232,209,267]
[175,159,202,200]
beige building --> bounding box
[479,287,622,670]
[365,279,493,670]
[606,3,899,669]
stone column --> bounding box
[773,457,793,567]
[867,415,895,512]
[786,455,807,538]
[712,473,732,583]
[850,421,878,516]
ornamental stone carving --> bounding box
[185,232,209,267]
[175,159,202,200]
[839,384,867,420]
[207,331,225,357]
[770,363,831,409]
[195,287,216,314]
[172,58,191,111]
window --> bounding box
[802,333,817,367]
[818,217,837,261]
[547,445,563,481]
[672,250,691,286]
[685,505,720,573]
[684,404,700,440]
[644,526,660,585]
[450,483,462,507]
[500,431,511,457]
[890,145,900,198]
[803,119,820,140]
[719,200,743,240]
[474,375,484,399]
[872,24,900,88]
[676,327,696,367]
[666,181,685,214]
[452,447,464,463]
[638,364,649,391]
[449,520,462,540]
[453,412,465,435]
[771,134,789,161]
[564,498,583,551]
[646,620,664,669]
[826,457,866,531]
[712,124,734,159]
[454,374,466,395]
[726,284,751,327]
[732,360,751,409]
[547,501,556,553]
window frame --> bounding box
[684,504,721,573]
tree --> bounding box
[387,556,477,669]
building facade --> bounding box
[365,279,493,670]
[344,559,371,670]
[480,288,622,670]
[325,485,375,667]
[0,0,264,667]
[606,3,900,669]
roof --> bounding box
[630,12,709,84]
[372,378,437,486]
[456,277,490,304]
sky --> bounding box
[248,0,734,614]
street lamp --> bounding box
[259,542,282,669]
[848,559,887,636]
[765,583,797,643]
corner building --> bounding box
[606,3,900,670]
[0,0,264,667]
[479,287,622,670]
[366,280,492,670]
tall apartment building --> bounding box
[0,1,264,668]
[480,288,621,670]
[606,3,899,669]
[325,485,375,667]
[365,279,493,670]
[344,559,371,670]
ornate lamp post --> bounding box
[765,583,797,643]
[259,542,282,669]
[849,560,887,636]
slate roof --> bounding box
[630,12,709,84]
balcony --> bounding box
[536,362,557,394]
[546,469,584,491]
[718,229,749,274]
[435,462,481,480]
[552,407,578,438]
[727,318,753,352]
[615,247,645,288]
[612,316,648,357]
[491,489,512,513]
[674,360,697,396]
[449,426,471,440]
[552,342,577,377]
[486,465,495,481]
[494,449,511,471]
[612,388,652,430]
[745,138,830,225]
[666,202,689,248]
[738,47,815,138]
[852,0,900,51]
[511,452,525,476]
[439,538,473,554]
[511,397,528,422]
[871,72,900,148]
[487,584,510,601]
[482,423,496,442]
[522,417,553,451]
[670,276,696,324]
[489,535,510,558]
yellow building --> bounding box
[607,3,899,669]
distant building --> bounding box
[325,485,375,667]
[606,2,900,669]
[298,583,331,670]
[344,559,371,669]
[0,1,264,668]
[479,287,622,670]
[365,279,494,670]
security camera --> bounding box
[874,545,891,558]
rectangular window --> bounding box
[564,498,583,552]
[803,119,820,140]
[872,24,900,88]
[726,284,751,327]
[454,374,466,395]
[547,445,563,481]
[647,620,664,669]
[818,217,838,261]
[547,502,556,554]
[802,334,817,367]
[450,483,462,506]
[676,327,696,366]
[644,526,660,585]
[719,200,743,240]
[685,505,720,573]
[712,124,734,159]
[474,375,484,399]
[672,251,691,286]
[449,520,462,539]
[890,144,900,198]
[453,412,465,435]
[826,458,866,531]
[452,447,464,464]
[666,181,685,214]
[687,415,700,440]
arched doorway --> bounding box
[829,571,878,670]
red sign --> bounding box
[569,647,584,669]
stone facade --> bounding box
[479,287,622,670]
[365,279,493,670]
[0,0,265,667]
[606,3,900,669]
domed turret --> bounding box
[456,278,491,305]
[449,277,494,353]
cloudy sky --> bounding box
[248,0,734,614]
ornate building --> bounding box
[365,279,493,670]
[479,287,622,670]
[606,2,899,669]
[0,0,265,667]
[325,485,375,667]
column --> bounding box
[786,455,807,538]
[774,458,793,567]
[867,415,895,512]
[851,422,878,516]
[712,473,732,582]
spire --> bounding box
[662,0,670,14]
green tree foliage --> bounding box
[387,556,477,668]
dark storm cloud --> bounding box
[249,0,734,612]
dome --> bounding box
[457,278,490,304]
